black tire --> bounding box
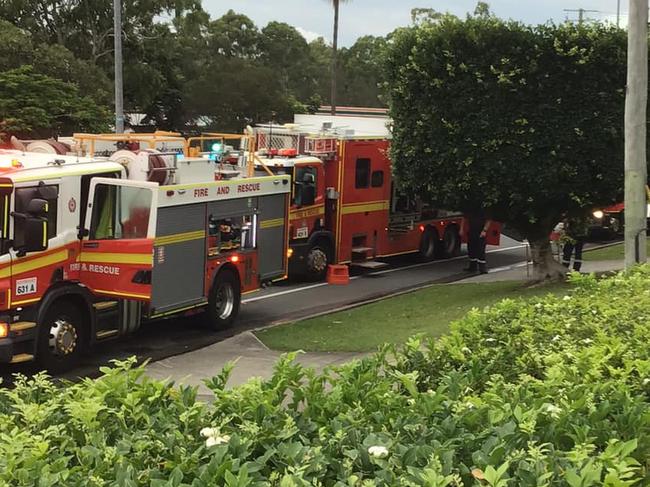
[37,301,86,373]
[436,226,461,258]
[304,242,331,281]
[418,228,437,262]
[206,269,241,330]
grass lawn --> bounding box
[256,281,567,352]
[584,237,650,261]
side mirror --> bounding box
[27,198,49,217]
[21,217,48,255]
[300,184,315,206]
[302,173,315,184]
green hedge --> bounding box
[2,268,650,486]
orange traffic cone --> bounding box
[326,264,350,285]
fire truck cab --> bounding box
[255,112,500,280]
[0,136,290,371]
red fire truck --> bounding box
[255,111,501,280]
[0,133,290,371]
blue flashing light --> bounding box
[211,142,223,153]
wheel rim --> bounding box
[48,318,78,356]
[215,284,235,320]
[307,248,328,273]
[445,231,457,254]
[422,234,434,257]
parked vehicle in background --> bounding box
[254,108,501,280]
[588,187,650,240]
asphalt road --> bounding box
[0,236,566,382]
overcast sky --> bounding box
[202,1,628,45]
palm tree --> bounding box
[329,0,349,115]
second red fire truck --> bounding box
[255,110,501,280]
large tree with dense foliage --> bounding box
[385,12,628,279]
[0,2,384,136]
[0,66,110,138]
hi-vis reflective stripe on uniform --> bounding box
[79,252,152,265]
[0,249,69,279]
[260,218,284,229]
[341,200,390,215]
[155,230,205,246]
[290,205,324,221]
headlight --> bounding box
[593,210,604,219]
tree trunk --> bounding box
[528,237,567,281]
[330,0,339,116]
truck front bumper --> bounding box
[0,318,38,365]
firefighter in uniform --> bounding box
[463,210,492,274]
[561,214,589,272]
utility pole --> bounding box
[624,0,648,267]
[113,0,124,133]
[617,0,621,27]
[563,8,599,24]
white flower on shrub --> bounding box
[200,427,230,447]
[563,295,571,301]
[552,335,561,342]
[643,378,650,385]
[205,434,230,447]
[461,346,472,354]
[200,427,218,438]
[582,338,593,345]
[544,404,562,418]
[368,446,389,458]
[484,338,497,343]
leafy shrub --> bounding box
[1,268,650,485]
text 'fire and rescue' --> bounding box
[194,183,261,198]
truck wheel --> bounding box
[37,302,86,373]
[418,228,437,262]
[436,226,461,258]
[206,270,241,330]
[305,243,330,281]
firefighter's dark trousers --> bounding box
[562,239,585,272]
[468,233,487,268]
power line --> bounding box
[563,8,600,24]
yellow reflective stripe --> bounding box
[3,195,8,238]
[155,230,205,246]
[341,200,390,215]
[260,218,284,229]
[12,297,40,306]
[93,289,150,300]
[0,183,13,188]
[79,252,152,265]
[0,249,68,279]
[289,205,324,221]
[42,222,47,247]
